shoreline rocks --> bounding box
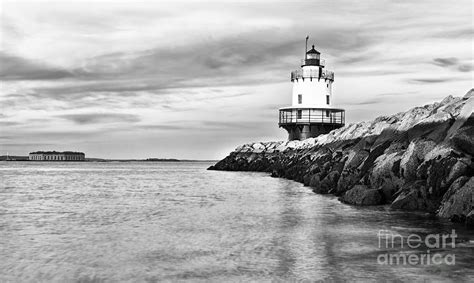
[209,90,474,225]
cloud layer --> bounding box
[1,0,472,159]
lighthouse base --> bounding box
[281,123,343,141]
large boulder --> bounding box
[421,155,465,197]
[390,181,439,212]
[369,151,404,196]
[379,183,399,203]
[309,174,321,188]
[437,177,473,224]
[335,169,361,195]
[318,171,340,194]
[399,139,437,180]
[442,158,472,188]
[359,140,392,176]
[466,211,474,226]
[451,125,474,156]
[391,190,420,210]
[252,142,265,153]
[464,88,474,99]
[340,185,383,205]
[343,149,369,170]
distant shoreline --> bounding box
[0,156,217,162]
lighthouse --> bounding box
[279,37,345,140]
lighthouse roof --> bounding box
[306,45,320,54]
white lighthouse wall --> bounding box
[292,78,333,108]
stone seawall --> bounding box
[209,91,474,225]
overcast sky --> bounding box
[1,0,472,159]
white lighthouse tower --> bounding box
[279,37,345,140]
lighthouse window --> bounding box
[298,94,302,104]
[297,110,302,119]
[326,95,330,105]
[326,110,330,117]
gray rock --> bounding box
[443,158,471,188]
[336,169,361,195]
[466,210,474,226]
[390,181,440,212]
[341,185,383,205]
[319,171,340,194]
[437,177,473,223]
[344,149,369,170]
[399,140,436,181]
[369,151,404,199]
[464,88,474,99]
[452,126,474,156]
[309,174,321,188]
[379,183,399,203]
[391,190,420,210]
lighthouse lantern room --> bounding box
[279,37,345,140]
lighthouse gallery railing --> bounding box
[279,108,345,125]
[291,69,335,81]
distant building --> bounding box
[279,37,345,140]
[29,151,85,161]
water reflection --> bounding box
[0,162,473,281]
[273,182,302,278]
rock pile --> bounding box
[209,90,474,225]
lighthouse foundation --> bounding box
[281,123,343,141]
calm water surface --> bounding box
[1,161,473,282]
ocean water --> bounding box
[1,161,473,282]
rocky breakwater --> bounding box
[209,90,474,225]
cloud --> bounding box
[458,64,473,72]
[0,52,73,80]
[56,113,141,125]
[1,0,472,158]
[137,124,190,130]
[336,53,379,65]
[0,121,21,126]
[432,57,458,67]
[136,118,274,134]
[200,120,251,130]
[0,142,56,147]
[76,34,297,80]
[431,27,474,39]
[430,57,473,74]
[407,78,455,84]
[377,91,418,97]
[344,98,384,106]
